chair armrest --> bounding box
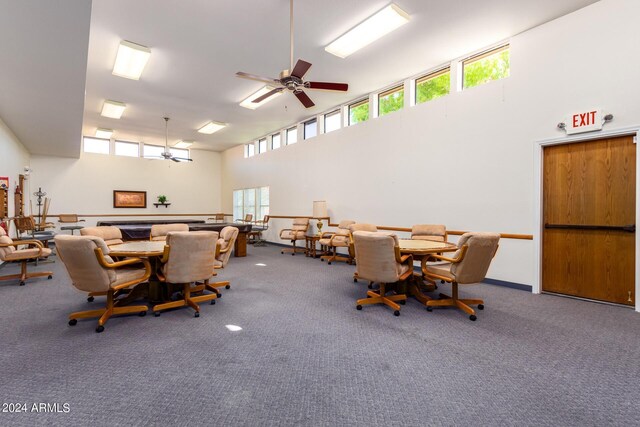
[420,245,468,272]
[0,239,44,249]
[94,248,148,269]
[159,245,171,264]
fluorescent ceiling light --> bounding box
[240,86,282,110]
[198,121,226,134]
[95,128,113,139]
[173,140,193,148]
[112,40,151,80]
[101,100,126,119]
[325,4,410,58]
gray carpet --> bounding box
[0,244,639,426]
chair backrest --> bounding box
[331,220,355,244]
[353,231,403,284]
[54,235,115,293]
[349,223,378,233]
[14,216,36,235]
[450,232,500,284]
[150,223,189,241]
[80,226,124,246]
[59,214,79,223]
[163,231,217,283]
[411,224,446,242]
[0,226,15,260]
[244,213,253,222]
[292,217,310,231]
[214,213,225,222]
[217,226,239,267]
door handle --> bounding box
[545,224,635,233]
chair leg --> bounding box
[425,283,483,320]
[281,239,306,255]
[356,283,405,316]
[68,289,148,332]
[153,282,216,316]
[0,260,52,286]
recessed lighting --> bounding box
[240,86,282,110]
[112,40,151,80]
[225,325,243,332]
[325,4,410,58]
[198,121,226,134]
[101,100,126,119]
[95,128,113,139]
[173,140,193,148]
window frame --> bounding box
[271,133,281,150]
[303,118,317,140]
[258,137,267,154]
[114,140,140,157]
[245,143,256,158]
[348,98,369,126]
[378,85,404,117]
[414,67,450,105]
[286,126,298,145]
[169,147,190,160]
[83,137,110,155]
[233,186,269,222]
[461,44,510,90]
[323,110,341,134]
[143,144,165,159]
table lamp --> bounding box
[312,200,327,236]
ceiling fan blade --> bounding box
[253,87,285,103]
[294,90,315,108]
[291,59,312,79]
[306,81,349,92]
[236,72,279,85]
[173,157,193,162]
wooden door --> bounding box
[543,135,636,305]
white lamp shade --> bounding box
[313,201,328,218]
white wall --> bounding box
[30,148,222,229]
[0,117,31,236]
[221,0,640,286]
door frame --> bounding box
[533,125,640,312]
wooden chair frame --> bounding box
[0,239,52,286]
[280,220,309,255]
[320,230,353,265]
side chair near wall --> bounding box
[80,226,124,246]
[236,213,253,224]
[0,227,52,286]
[279,217,310,255]
[348,223,378,284]
[248,215,269,245]
[411,224,447,242]
[200,226,238,297]
[153,231,218,318]
[55,235,150,333]
[320,220,355,264]
[58,214,86,235]
[352,231,413,316]
[150,223,189,241]
[421,232,500,321]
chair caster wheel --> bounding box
[48,275,53,279]
[68,319,77,326]
[138,311,147,317]
[356,305,362,310]
[292,253,295,256]
[216,293,222,298]
[281,251,284,254]
[225,284,230,289]
[478,304,484,310]
[95,325,105,333]
[367,283,373,289]
[440,280,444,284]
[469,315,477,321]
[434,285,438,290]
[400,300,406,305]
[353,278,357,283]
[154,312,160,317]
[19,281,25,286]
[328,262,331,265]
[87,296,94,302]
[211,300,216,305]
[426,306,433,312]
[194,312,200,318]
[394,310,400,317]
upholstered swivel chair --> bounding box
[411,224,447,242]
[0,227,53,286]
[421,232,500,321]
[202,226,238,297]
[348,223,378,283]
[279,217,309,255]
[249,215,269,246]
[55,235,150,333]
[320,220,355,264]
[153,231,218,317]
[80,226,124,246]
[352,231,413,316]
[150,223,189,241]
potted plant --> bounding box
[157,195,168,204]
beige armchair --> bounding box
[55,235,150,333]
[422,232,499,321]
[352,231,413,316]
[153,231,218,317]
[150,223,189,241]
[320,220,355,264]
[411,224,447,242]
[80,226,124,246]
[0,227,53,286]
[203,226,238,297]
[348,223,378,284]
[279,217,309,255]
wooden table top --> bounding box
[108,241,166,257]
[398,239,457,255]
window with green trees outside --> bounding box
[378,85,404,117]
[416,68,450,104]
[349,99,369,125]
[463,45,510,89]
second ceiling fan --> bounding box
[236,0,348,108]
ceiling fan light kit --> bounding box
[159,117,193,162]
[325,4,410,58]
[112,40,151,80]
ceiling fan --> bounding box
[158,117,192,162]
[235,0,348,108]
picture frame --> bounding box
[113,190,147,208]
[0,176,8,190]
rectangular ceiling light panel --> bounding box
[95,128,114,139]
[198,121,226,134]
[240,86,282,110]
[101,100,126,119]
[112,40,151,80]
[325,4,410,58]
[174,141,193,148]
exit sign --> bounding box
[565,109,603,134]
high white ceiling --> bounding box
[3,0,600,157]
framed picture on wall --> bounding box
[0,177,8,190]
[113,190,147,208]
